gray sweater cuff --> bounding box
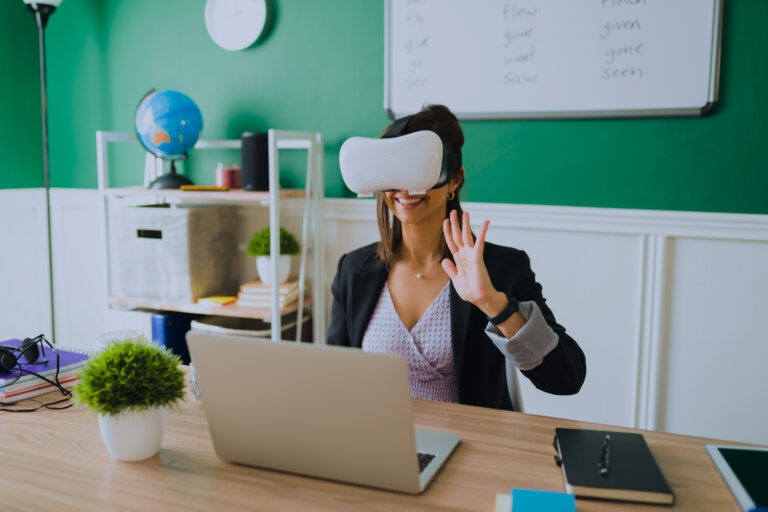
[484,300,559,371]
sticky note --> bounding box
[511,488,576,512]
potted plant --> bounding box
[247,226,300,285]
[73,336,185,461]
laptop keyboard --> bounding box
[418,452,436,473]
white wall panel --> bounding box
[0,189,52,341]
[50,189,108,350]
[491,228,644,427]
[659,237,768,445]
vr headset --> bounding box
[339,115,462,197]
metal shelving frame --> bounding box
[96,129,325,344]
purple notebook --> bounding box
[0,338,89,388]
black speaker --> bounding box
[241,131,269,191]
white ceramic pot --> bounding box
[98,407,167,461]
[255,255,292,285]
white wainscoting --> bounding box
[4,189,767,446]
[0,189,53,341]
[49,189,112,350]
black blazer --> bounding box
[327,242,586,411]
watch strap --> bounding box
[488,297,520,326]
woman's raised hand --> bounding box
[441,210,498,308]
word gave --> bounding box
[503,27,533,47]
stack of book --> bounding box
[0,339,90,403]
[237,279,300,308]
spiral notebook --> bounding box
[0,339,90,398]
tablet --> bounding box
[706,444,768,511]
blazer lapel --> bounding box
[347,253,388,348]
[450,284,472,393]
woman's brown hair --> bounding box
[376,104,465,268]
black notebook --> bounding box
[554,428,675,505]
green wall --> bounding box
[6,0,768,214]
[1,1,44,188]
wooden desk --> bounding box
[1,389,743,511]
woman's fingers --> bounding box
[443,218,459,254]
[462,211,474,247]
[450,210,462,247]
[446,210,491,256]
[475,220,490,254]
[441,258,458,279]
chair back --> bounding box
[505,361,524,412]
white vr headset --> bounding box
[339,115,462,197]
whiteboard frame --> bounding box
[384,0,724,120]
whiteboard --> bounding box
[384,0,723,119]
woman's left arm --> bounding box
[442,210,586,395]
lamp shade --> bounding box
[23,0,63,6]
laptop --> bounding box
[185,331,460,494]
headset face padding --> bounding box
[339,130,445,197]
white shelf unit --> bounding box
[96,130,325,344]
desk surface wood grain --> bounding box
[0,385,744,512]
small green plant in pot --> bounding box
[74,336,185,461]
[247,226,300,285]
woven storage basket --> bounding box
[113,203,238,303]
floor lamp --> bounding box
[24,0,62,343]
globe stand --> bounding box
[148,160,193,189]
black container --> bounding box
[241,131,269,191]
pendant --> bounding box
[415,273,422,279]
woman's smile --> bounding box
[395,195,427,209]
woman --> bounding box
[327,105,586,411]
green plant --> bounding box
[247,226,300,257]
[73,337,185,416]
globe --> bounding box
[134,89,203,160]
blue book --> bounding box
[495,488,576,512]
[0,338,89,392]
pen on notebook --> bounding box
[598,434,611,477]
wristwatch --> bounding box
[487,297,520,326]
